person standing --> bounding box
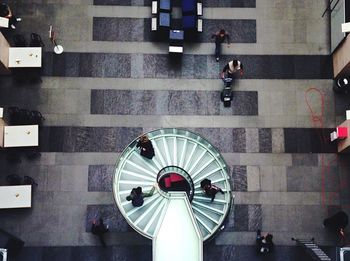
[211,29,230,62]
[136,135,155,159]
[0,3,21,29]
[91,218,109,247]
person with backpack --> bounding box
[256,229,274,254]
[126,185,156,207]
[200,178,224,202]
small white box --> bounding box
[152,1,158,14]
[346,110,350,120]
[0,17,9,28]
[330,131,338,142]
[169,46,183,53]
[342,22,350,33]
[151,17,157,31]
[0,107,3,118]
[197,2,203,16]
[197,19,203,32]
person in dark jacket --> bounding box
[126,186,156,207]
[211,29,230,62]
[0,3,21,29]
[323,210,349,238]
[91,218,109,247]
[200,178,224,202]
[256,229,274,254]
[136,135,155,159]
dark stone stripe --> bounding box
[258,128,272,153]
[42,52,332,79]
[11,245,337,261]
[88,165,114,192]
[231,165,247,191]
[227,204,261,231]
[284,128,337,153]
[39,127,143,152]
[93,0,256,8]
[93,17,256,43]
[39,127,337,153]
[86,204,131,232]
[90,90,258,116]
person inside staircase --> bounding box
[256,229,274,254]
[126,185,156,207]
[200,178,224,202]
[323,210,348,244]
[136,135,155,159]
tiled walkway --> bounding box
[0,0,349,260]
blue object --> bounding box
[182,15,196,29]
[159,12,170,27]
[182,0,196,13]
[169,30,184,40]
[159,0,171,11]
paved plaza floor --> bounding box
[0,0,350,260]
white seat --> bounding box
[197,2,203,16]
[169,46,183,53]
[152,1,158,15]
[197,18,203,32]
[151,17,157,31]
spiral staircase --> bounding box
[113,128,232,241]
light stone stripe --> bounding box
[41,114,336,128]
[35,152,337,167]
[233,192,324,205]
[61,40,330,55]
[88,6,257,19]
[41,78,332,92]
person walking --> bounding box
[256,229,274,254]
[221,59,244,80]
[126,185,156,207]
[211,29,230,62]
[200,178,224,202]
[91,218,109,247]
[136,135,155,159]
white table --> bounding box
[4,125,39,147]
[0,185,32,209]
[8,47,42,68]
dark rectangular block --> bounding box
[88,165,114,192]
[86,205,130,232]
[233,205,248,231]
[91,90,258,116]
[284,128,337,153]
[40,127,142,152]
[231,165,247,191]
[232,128,246,152]
[259,128,272,153]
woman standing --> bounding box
[136,135,155,159]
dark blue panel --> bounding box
[159,12,170,27]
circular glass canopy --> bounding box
[113,128,232,241]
